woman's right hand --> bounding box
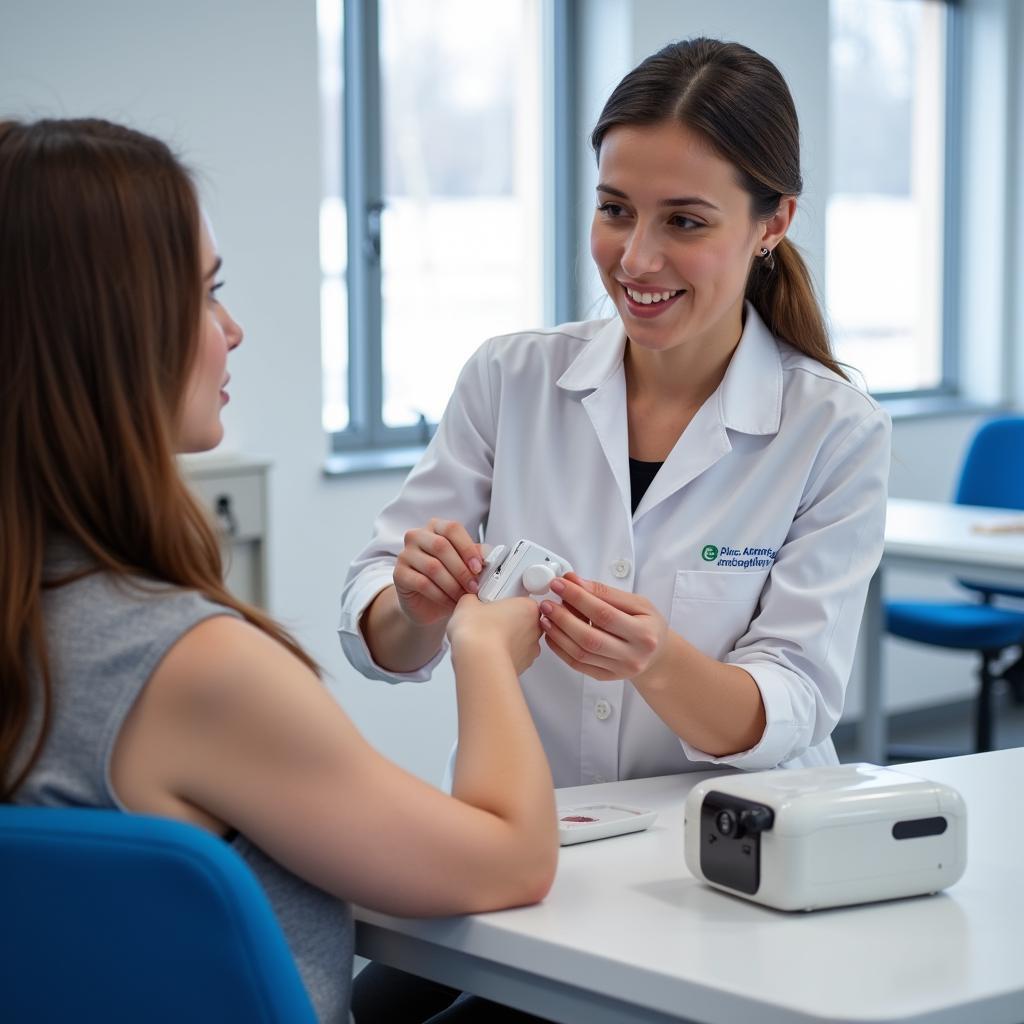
[393,518,485,627]
[448,594,543,676]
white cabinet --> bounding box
[179,453,270,608]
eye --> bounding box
[597,201,626,218]
[669,214,702,231]
[208,281,225,303]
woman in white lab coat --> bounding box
[343,34,890,1023]
[343,36,890,791]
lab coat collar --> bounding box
[555,304,783,523]
[555,303,783,437]
[717,303,783,436]
[555,317,626,393]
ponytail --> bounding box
[747,237,849,381]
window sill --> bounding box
[878,394,1008,421]
[323,446,427,478]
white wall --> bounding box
[1,0,1019,783]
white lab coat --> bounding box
[339,305,891,787]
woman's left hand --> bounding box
[539,572,671,682]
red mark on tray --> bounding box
[561,815,598,823]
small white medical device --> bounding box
[477,539,573,602]
[684,764,966,911]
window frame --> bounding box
[328,0,575,458]
[829,0,963,402]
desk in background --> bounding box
[180,452,270,608]
[355,749,1024,1024]
[857,498,1024,763]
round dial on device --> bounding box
[522,563,557,595]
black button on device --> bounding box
[892,816,947,840]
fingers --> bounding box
[549,576,637,641]
[539,600,626,672]
[400,520,483,603]
[393,558,459,610]
[561,573,650,614]
[429,518,484,576]
[544,632,620,681]
[399,543,473,604]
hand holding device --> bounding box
[539,573,670,683]
[477,539,573,602]
[393,518,484,626]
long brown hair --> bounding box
[591,38,847,380]
[0,118,317,800]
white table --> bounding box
[857,498,1024,763]
[354,748,1024,1024]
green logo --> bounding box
[701,544,719,562]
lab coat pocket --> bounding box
[670,570,770,661]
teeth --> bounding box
[625,287,680,305]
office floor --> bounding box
[834,687,1024,763]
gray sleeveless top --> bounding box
[15,539,353,1023]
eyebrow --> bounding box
[204,256,223,280]
[596,183,720,211]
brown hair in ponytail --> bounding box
[0,118,318,800]
[591,37,848,380]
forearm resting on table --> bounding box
[634,631,767,757]
[450,638,554,813]
[361,584,447,673]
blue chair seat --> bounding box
[0,807,317,1023]
[884,416,1024,754]
[887,601,1024,651]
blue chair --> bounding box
[0,806,317,1023]
[886,416,1024,756]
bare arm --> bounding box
[111,603,557,917]
[631,631,766,755]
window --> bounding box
[319,0,560,456]
[827,0,955,395]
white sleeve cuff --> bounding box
[677,663,811,771]
[337,570,449,684]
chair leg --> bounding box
[976,651,998,753]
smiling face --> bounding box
[590,119,780,362]
[177,218,243,453]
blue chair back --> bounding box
[955,416,1024,600]
[955,416,1024,510]
[0,806,317,1024]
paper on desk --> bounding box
[971,515,1024,534]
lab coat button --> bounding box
[612,559,631,578]
[594,699,612,721]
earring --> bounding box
[758,246,775,271]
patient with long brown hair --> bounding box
[0,118,558,1023]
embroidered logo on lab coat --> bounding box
[701,545,776,569]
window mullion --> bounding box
[940,0,962,395]
[546,0,577,326]
[343,0,384,446]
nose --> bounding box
[619,222,665,279]
[220,304,244,350]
